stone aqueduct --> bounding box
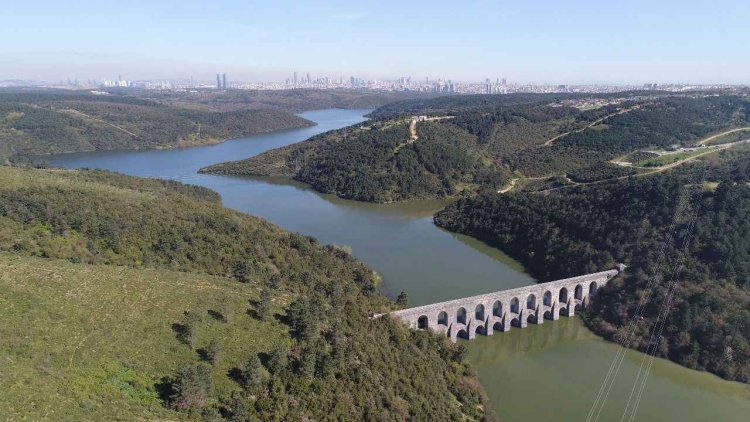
[383,267,623,342]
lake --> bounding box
[46,108,750,421]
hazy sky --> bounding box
[3,0,749,84]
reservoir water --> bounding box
[45,108,749,421]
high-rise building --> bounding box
[306,72,311,84]
[216,74,221,89]
[293,72,298,85]
[222,73,227,89]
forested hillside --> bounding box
[202,119,511,202]
[366,91,654,118]
[134,88,439,112]
[0,90,313,161]
[0,166,493,420]
[203,93,750,202]
[434,147,750,382]
[504,95,750,176]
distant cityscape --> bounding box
[1,71,746,95]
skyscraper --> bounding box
[306,72,311,84]
[216,74,221,89]
[222,73,227,89]
[293,72,298,85]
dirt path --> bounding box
[408,115,455,143]
[394,116,456,154]
[537,140,748,193]
[497,176,552,194]
[696,126,750,146]
[543,105,643,146]
[61,108,140,138]
[497,178,517,193]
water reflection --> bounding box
[229,174,450,220]
[468,318,750,421]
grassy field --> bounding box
[0,253,285,420]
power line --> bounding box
[586,166,707,422]
[621,167,709,422]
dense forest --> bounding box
[0,166,493,420]
[202,119,510,202]
[129,88,439,113]
[367,91,658,118]
[501,95,750,176]
[0,90,313,161]
[204,93,750,202]
[565,162,639,183]
[434,148,750,382]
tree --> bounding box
[243,354,265,387]
[232,260,252,283]
[205,339,222,365]
[452,344,468,364]
[298,348,316,379]
[218,296,232,323]
[286,297,319,341]
[178,310,201,349]
[396,291,408,307]
[256,288,272,321]
[228,393,256,422]
[169,363,214,411]
[267,344,288,375]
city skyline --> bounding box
[3,0,750,84]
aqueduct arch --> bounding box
[379,267,623,343]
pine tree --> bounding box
[256,288,272,321]
[205,339,222,365]
[169,363,214,410]
[243,354,265,387]
[396,291,408,306]
[267,344,288,375]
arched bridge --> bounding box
[381,267,623,342]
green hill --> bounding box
[201,119,511,202]
[0,166,492,420]
[0,91,313,162]
[201,94,750,203]
[0,253,275,420]
[133,88,441,113]
[434,147,750,383]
